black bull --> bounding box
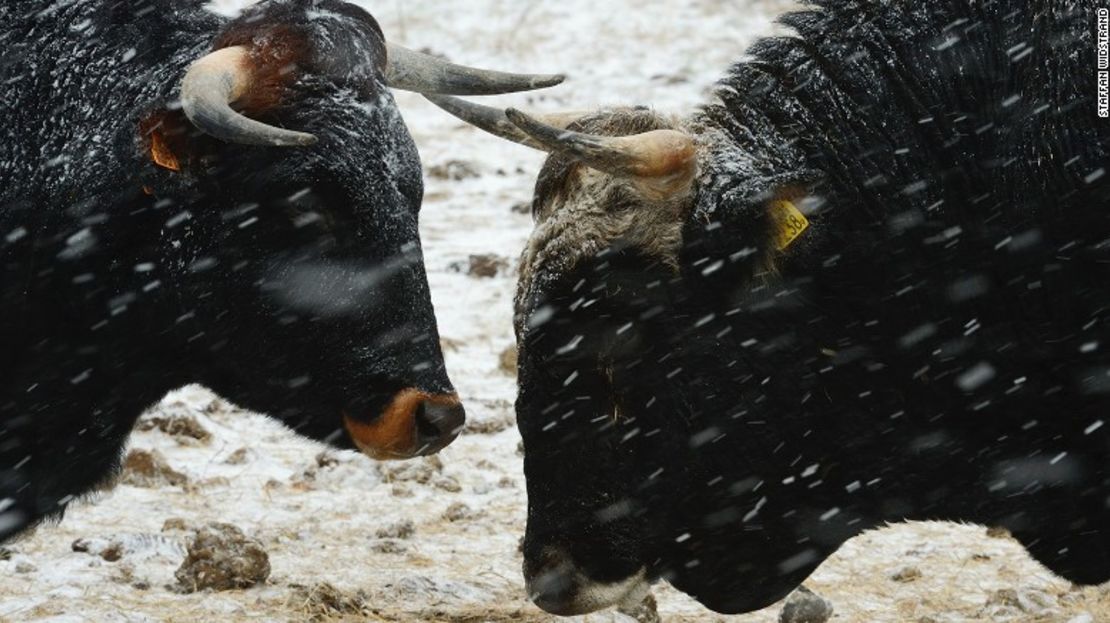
[439,0,1110,616]
[0,0,560,541]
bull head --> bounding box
[180,44,564,146]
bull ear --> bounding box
[385,44,565,96]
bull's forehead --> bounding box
[515,109,695,316]
[300,0,388,70]
[530,108,677,221]
[213,0,389,87]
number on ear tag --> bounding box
[770,199,810,251]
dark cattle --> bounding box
[0,0,561,542]
[432,0,1109,615]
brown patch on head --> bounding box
[204,2,389,114]
[210,24,310,116]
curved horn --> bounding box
[505,108,696,180]
[424,95,584,149]
[180,46,318,147]
[386,44,565,95]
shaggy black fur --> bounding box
[516,0,1108,614]
[0,0,455,541]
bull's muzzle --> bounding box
[343,389,465,460]
[525,546,649,616]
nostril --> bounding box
[413,401,439,438]
[531,567,575,598]
[527,561,585,616]
[413,399,466,454]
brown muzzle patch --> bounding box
[343,389,463,460]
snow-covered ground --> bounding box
[1,1,1107,621]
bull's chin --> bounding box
[352,433,460,461]
[355,445,414,461]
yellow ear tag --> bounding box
[770,199,810,250]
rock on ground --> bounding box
[779,586,834,623]
[175,523,270,592]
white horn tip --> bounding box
[532,74,567,89]
[282,132,319,147]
